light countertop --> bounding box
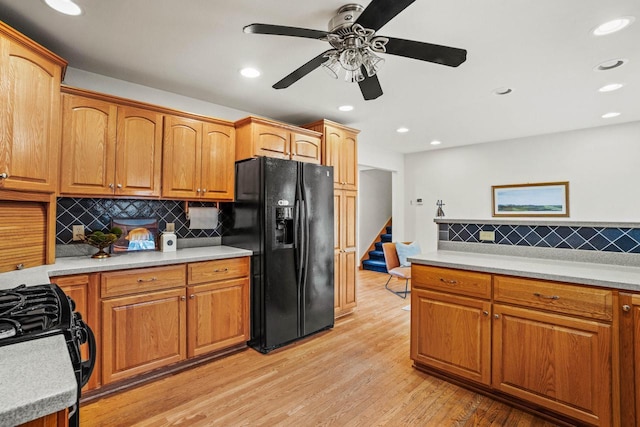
[409,250,640,291]
[0,245,253,290]
[0,245,252,424]
[0,335,77,426]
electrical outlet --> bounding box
[479,231,495,241]
[72,225,85,241]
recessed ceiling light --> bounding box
[396,127,409,133]
[598,83,624,92]
[44,0,82,16]
[240,67,261,78]
[338,105,354,112]
[493,87,513,95]
[594,58,628,71]
[430,140,442,146]
[592,17,635,36]
[602,112,621,119]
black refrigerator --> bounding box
[222,157,334,353]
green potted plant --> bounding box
[82,227,123,258]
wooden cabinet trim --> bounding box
[0,21,67,75]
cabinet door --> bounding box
[56,274,101,391]
[340,130,358,190]
[59,94,117,196]
[0,38,61,193]
[102,288,187,384]
[200,122,235,200]
[162,115,202,199]
[620,293,640,427]
[324,126,342,187]
[492,304,611,426]
[253,123,289,159]
[187,277,249,357]
[115,106,163,197]
[411,288,492,385]
[334,190,357,316]
[291,131,321,164]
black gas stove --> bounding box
[0,283,95,427]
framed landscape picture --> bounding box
[492,182,569,217]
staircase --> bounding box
[362,225,392,273]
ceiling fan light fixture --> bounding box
[43,0,82,16]
[592,17,635,36]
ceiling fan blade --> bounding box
[358,67,383,100]
[273,50,333,89]
[384,37,467,67]
[355,0,416,32]
[243,24,328,40]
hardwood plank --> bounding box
[81,270,561,426]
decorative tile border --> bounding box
[439,222,640,254]
[56,198,223,244]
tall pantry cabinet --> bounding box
[304,120,359,318]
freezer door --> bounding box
[262,158,300,349]
[300,163,335,335]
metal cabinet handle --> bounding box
[16,263,24,270]
[0,172,9,179]
[494,314,500,319]
[137,277,158,283]
[439,278,457,285]
[533,292,559,300]
[180,296,186,301]
[482,310,489,316]
[214,268,229,273]
[116,183,123,189]
[190,294,195,299]
[623,304,631,312]
[109,183,114,189]
[202,188,207,193]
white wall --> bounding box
[358,169,392,260]
[357,141,406,243]
[404,121,640,251]
[64,68,252,121]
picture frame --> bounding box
[492,182,569,217]
[111,218,159,253]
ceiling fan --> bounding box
[243,0,467,100]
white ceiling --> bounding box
[0,0,638,154]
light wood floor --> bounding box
[81,270,560,426]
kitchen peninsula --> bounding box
[409,249,640,427]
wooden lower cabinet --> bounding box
[19,409,68,427]
[101,287,187,385]
[493,304,611,426]
[411,288,491,385]
[187,277,249,357]
[54,274,101,391]
[410,264,615,426]
[619,293,640,427]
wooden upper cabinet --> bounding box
[200,122,235,200]
[303,119,359,190]
[0,24,65,193]
[59,92,163,197]
[162,115,202,199]
[162,116,235,200]
[235,116,322,164]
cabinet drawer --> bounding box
[188,257,250,285]
[412,265,492,299]
[493,275,613,321]
[101,265,186,298]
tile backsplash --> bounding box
[439,222,640,254]
[56,198,223,244]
